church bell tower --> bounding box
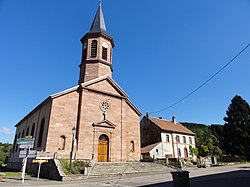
[78,4,115,84]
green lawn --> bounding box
[0,171,32,178]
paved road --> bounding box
[1,163,250,187]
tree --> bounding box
[182,122,223,157]
[189,146,198,157]
[223,95,250,156]
[0,142,12,165]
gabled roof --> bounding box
[81,75,128,98]
[15,76,141,127]
[52,75,141,116]
[141,142,161,154]
[89,4,110,37]
[146,116,195,135]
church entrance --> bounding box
[98,134,109,162]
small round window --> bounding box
[100,101,110,113]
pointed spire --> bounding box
[89,4,109,36]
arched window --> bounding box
[102,46,107,60]
[21,130,25,138]
[31,123,35,137]
[183,136,186,144]
[131,141,135,152]
[59,135,66,150]
[37,118,45,147]
[189,137,192,144]
[82,42,87,60]
[176,135,180,143]
[91,40,97,58]
[26,126,30,136]
[13,134,17,152]
[166,135,170,142]
[15,132,21,152]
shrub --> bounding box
[59,159,90,175]
[140,155,154,162]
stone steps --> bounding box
[89,162,172,176]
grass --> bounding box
[0,166,32,178]
[0,171,32,178]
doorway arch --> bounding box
[184,148,188,158]
[98,134,109,162]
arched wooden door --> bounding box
[184,148,188,158]
[98,135,109,162]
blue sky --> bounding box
[1,0,250,143]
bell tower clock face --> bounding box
[102,41,108,48]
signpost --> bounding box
[17,136,35,184]
[34,151,52,180]
[17,137,52,183]
[32,159,49,180]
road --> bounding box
[1,163,250,187]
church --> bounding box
[8,4,141,169]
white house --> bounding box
[141,116,196,160]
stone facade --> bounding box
[8,5,141,170]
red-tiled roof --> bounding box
[147,117,195,135]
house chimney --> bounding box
[172,116,177,124]
[146,112,149,117]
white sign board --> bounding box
[17,138,35,143]
[19,150,27,158]
[36,151,53,160]
[19,143,34,149]
[27,154,36,158]
[19,150,37,158]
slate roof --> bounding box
[89,5,110,36]
[146,117,195,135]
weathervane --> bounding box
[99,0,102,6]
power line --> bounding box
[150,42,250,114]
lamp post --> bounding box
[69,127,76,173]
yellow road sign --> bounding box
[25,135,33,138]
[32,159,48,163]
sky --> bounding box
[0,0,250,143]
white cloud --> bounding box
[0,127,13,135]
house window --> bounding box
[37,118,45,147]
[189,137,192,144]
[102,46,107,60]
[183,136,186,144]
[166,135,170,142]
[91,40,97,58]
[156,149,158,154]
[176,135,180,143]
[59,135,66,150]
[131,141,135,152]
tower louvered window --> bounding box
[91,40,97,58]
[102,47,107,60]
